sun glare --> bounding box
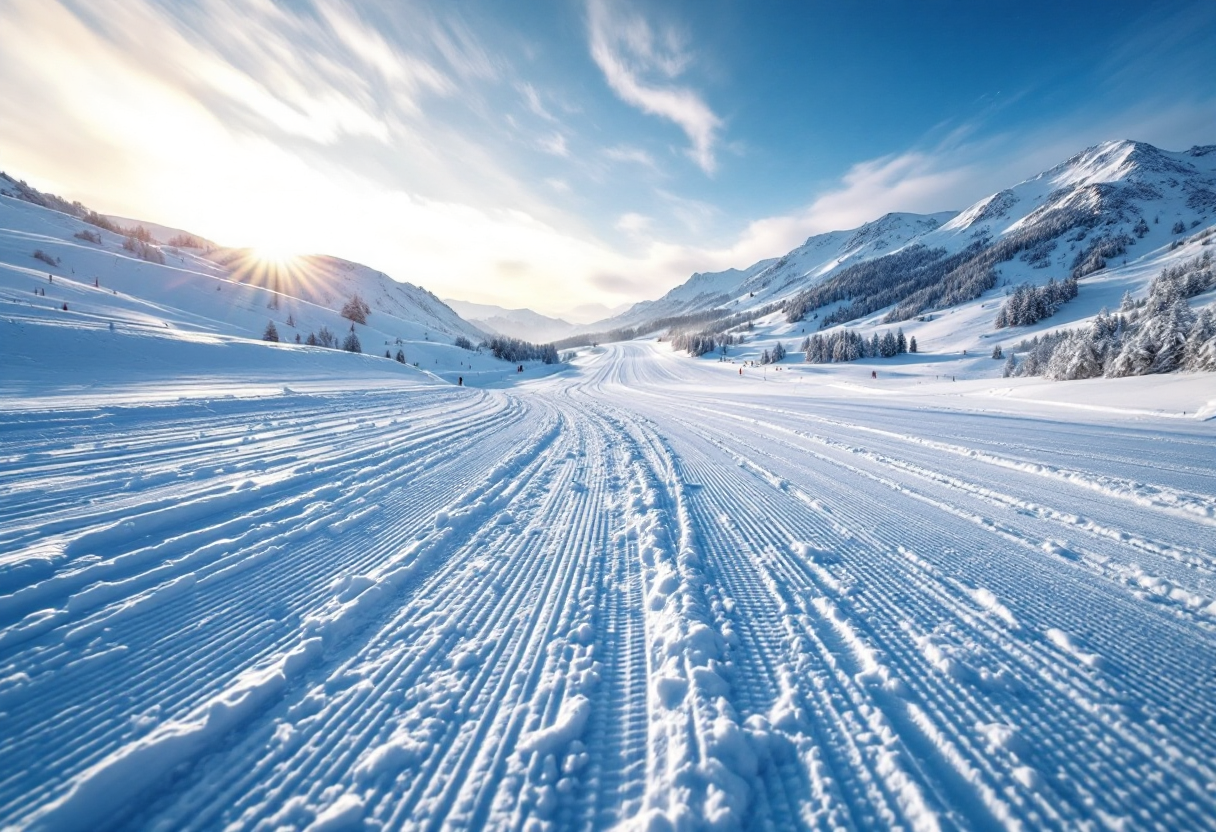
[252,243,298,267]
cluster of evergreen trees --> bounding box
[759,342,786,364]
[784,245,957,325]
[994,276,1079,328]
[1071,233,1131,279]
[299,324,361,353]
[802,327,913,363]
[670,330,739,357]
[483,335,559,364]
[264,321,364,353]
[1004,252,1215,379]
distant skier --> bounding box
[871,370,877,379]
[458,376,463,386]
[62,302,68,311]
[739,367,742,375]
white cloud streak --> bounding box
[586,0,722,174]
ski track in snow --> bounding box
[2,342,1215,831]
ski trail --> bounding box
[4,340,1215,831]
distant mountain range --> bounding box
[4,139,1212,350]
[585,140,1215,337]
[443,299,578,342]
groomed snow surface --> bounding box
[3,332,1216,832]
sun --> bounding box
[252,242,298,268]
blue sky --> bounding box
[1,0,1213,319]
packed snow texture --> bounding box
[2,333,1215,831]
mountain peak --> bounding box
[1044,139,1196,189]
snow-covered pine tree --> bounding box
[1003,352,1017,377]
[880,331,898,357]
[340,294,371,324]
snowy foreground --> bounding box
[2,340,1216,832]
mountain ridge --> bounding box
[582,139,1215,337]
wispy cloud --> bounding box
[586,0,722,174]
[519,82,557,122]
[538,132,570,157]
[604,144,658,170]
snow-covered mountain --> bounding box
[593,212,956,332]
[443,299,576,342]
[0,173,485,348]
[592,140,1215,335]
[598,258,778,330]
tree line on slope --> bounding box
[994,276,1079,328]
[1002,251,1215,379]
[802,328,916,363]
[482,335,560,364]
[555,302,784,351]
[782,195,1144,329]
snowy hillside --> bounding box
[600,258,778,329]
[0,175,484,345]
[0,179,551,386]
[3,331,1215,831]
[600,141,1215,342]
[444,298,576,342]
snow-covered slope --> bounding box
[444,298,575,342]
[600,258,778,330]
[600,141,1215,336]
[593,212,956,333]
[924,140,1216,268]
[0,180,487,352]
[2,334,1215,831]
[203,247,484,342]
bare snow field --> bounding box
[3,322,1216,831]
